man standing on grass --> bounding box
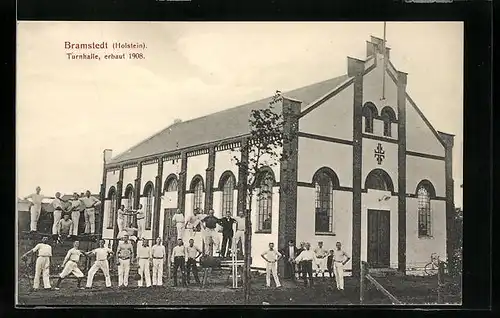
[294,242,315,287]
[54,240,87,290]
[80,190,101,235]
[151,237,166,287]
[233,211,246,256]
[172,209,185,240]
[332,242,350,291]
[313,241,328,278]
[171,238,187,287]
[136,239,152,288]
[85,239,113,288]
[295,242,305,280]
[24,186,54,233]
[201,209,220,255]
[281,240,298,280]
[185,238,202,285]
[218,211,236,258]
[21,236,53,290]
[261,242,282,288]
[116,234,134,287]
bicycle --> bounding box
[424,253,448,276]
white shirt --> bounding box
[172,213,185,223]
[261,249,282,262]
[152,244,166,258]
[92,247,112,261]
[136,208,145,219]
[117,242,134,258]
[136,245,152,259]
[57,218,73,234]
[81,196,100,208]
[333,249,349,262]
[172,245,185,257]
[51,198,63,210]
[295,249,315,262]
[117,209,125,220]
[314,247,328,258]
[64,247,83,263]
[32,243,52,257]
[26,193,45,208]
[69,199,81,211]
[234,216,246,231]
[186,245,201,259]
[289,246,295,259]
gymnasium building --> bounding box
[98,36,455,276]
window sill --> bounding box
[255,231,272,234]
[315,232,336,236]
[418,235,434,239]
[106,227,113,230]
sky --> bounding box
[16,21,463,207]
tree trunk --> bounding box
[243,197,253,304]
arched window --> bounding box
[365,169,394,192]
[381,106,397,137]
[313,168,339,234]
[143,182,154,230]
[164,174,178,192]
[190,176,204,211]
[363,102,378,133]
[256,169,275,233]
[219,172,236,216]
[107,187,117,229]
[124,184,134,228]
[416,180,435,237]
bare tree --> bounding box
[232,91,296,304]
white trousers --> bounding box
[315,257,327,273]
[71,211,80,235]
[117,218,125,233]
[176,223,184,240]
[334,262,345,290]
[30,206,41,231]
[137,259,152,287]
[60,260,84,278]
[84,208,96,234]
[233,230,245,254]
[33,256,51,289]
[117,258,131,286]
[265,262,281,287]
[203,228,220,253]
[86,260,111,287]
[152,258,164,286]
[137,218,145,239]
[52,210,62,235]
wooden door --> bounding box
[367,209,391,268]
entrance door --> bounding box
[367,209,391,268]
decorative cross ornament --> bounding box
[374,143,385,165]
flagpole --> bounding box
[382,21,387,100]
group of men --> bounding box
[21,234,169,290]
[116,203,147,240]
[173,208,246,257]
[23,187,101,239]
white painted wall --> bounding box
[296,187,353,271]
[300,84,354,141]
[361,189,399,268]
[248,145,281,181]
[213,149,239,188]
[186,154,209,190]
[102,199,114,239]
[162,159,180,187]
[406,99,445,157]
[362,54,398,117]
[406,198,447,268]
[105,170,119,194]
[123,167,137,188]
[362,139,398,192]
[141,163,157,187]
[297,138,352,187]
[406,156,446,197]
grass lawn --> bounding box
[16,270,461,306]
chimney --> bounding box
[103,149,113,163]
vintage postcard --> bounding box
[16,21,463,306]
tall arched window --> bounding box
[313,168,339,234]
[191,176,204,211]
[124,184,134,228]
[107,187,117,229]
[365,169,394,192]
[381,106,397,137]
[143,182,154,230]
[416,181,435,237]
[363,102,378,134]
[257,169,274,233]
[220,172,236,215]
[164,175,178,192]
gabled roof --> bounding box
[109,74,349,164]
